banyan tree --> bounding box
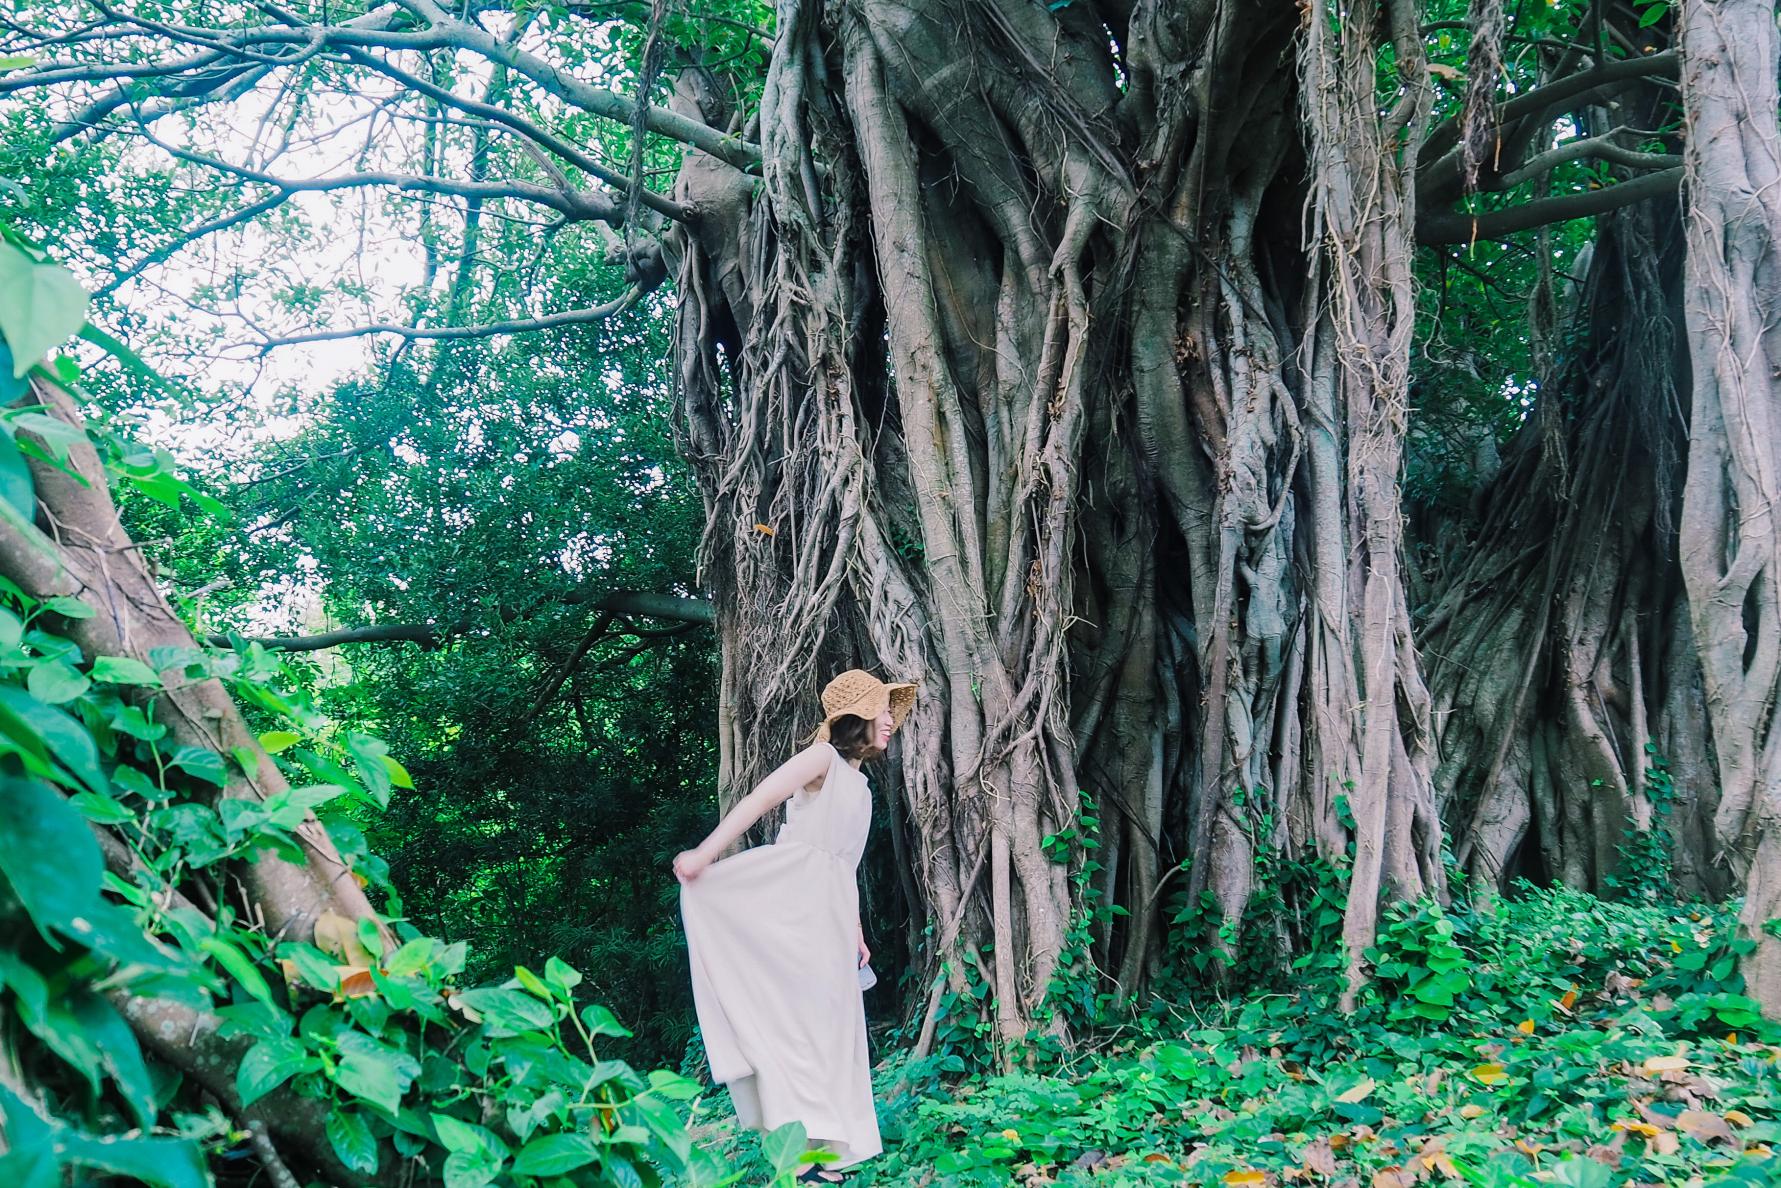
[5,0,1781,1072]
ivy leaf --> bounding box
[0,429,34,519]
[0,241,88,376]
[90,656,162,687]
[27,659,89,705]
[511,1132,599,1175]
[69,790,133,825]
[443,1149,505,1188]
[0,776,104,946]
[331,1032,419,1115]
[455,987,556,1035]
[41,595,94,620]
[199,936,275,1007]
[169,745,229,787]
[759,1121,810,1176]
[0,687,106,795]
[238,1037,313,1106]
[277,942,343,993]
[580,1003,633,1039]
[325,1108,378,1175]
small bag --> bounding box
[857,961,877,992]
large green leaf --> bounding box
[237,1036,314,1106]
[325,1108,378,1175]
[0,687,106,795]
[331,1031,420,1114]
[512,1131,600,1175]
[0,428,34,519]
[443,1148,505,1188]
[0,241,88,376]
[456,986,557,1035]
[0,1084,63,1188]
[0,776,104,946]
[90,655,163,687]
[27,658,89,705]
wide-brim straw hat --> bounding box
[810,669,917,743]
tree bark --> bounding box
[1675,0,1781,1016]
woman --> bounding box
[674,669,915,1184]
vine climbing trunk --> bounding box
[1675,0,1781,1016]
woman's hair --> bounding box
[827,714,884,763]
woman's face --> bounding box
[874,707,895,749]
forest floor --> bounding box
[691,888,1779,1187]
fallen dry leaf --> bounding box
[1336,1079,1376,1104]
[314,910,375,968]
[1643,1055,1691,1075]
[1677,1110,1737,1145]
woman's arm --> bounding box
[673,743,832,882]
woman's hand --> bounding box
[673,848,712,884]
[857,931,871,969]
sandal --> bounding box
[795,1167,845,1184]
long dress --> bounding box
[678,741,882,1168]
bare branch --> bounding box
[1497,134,1682,189]
[1416,167,1683,244]
[1421,49,1680,164]
[251,286,644,350]
[140,132,622,222]
[209,590,715,652]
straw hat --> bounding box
[811,669,917,742]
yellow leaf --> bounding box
[1671,939,1683,954]
[1517,1019,1535,1035]
[1643,1055,1690,1075]
[1224,1172,1266,1186]
[1471,1063,1508,1086]
[1458,1104,1487,1120]
[314,910,374,969]
[1001,1129,1021,1143]
[1559,987,1579,1011]
[1612,1120,1661,1137]
[753,522,775,536]
[1727,1110,1755,1127]
[1336,1078,1376,1104]
[1728,1033,1740,1046]
[1428,1151,1460,1178]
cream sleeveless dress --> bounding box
[679,742,881,1167]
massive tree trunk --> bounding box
[672,0,1441,1045]
[1675,0,1781,1015]
[1418,198,1724,903]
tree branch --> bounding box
[1495,133,1681,189]
[209,590,715,652]
[1415,167,1683,244]
[1421,49,1680,164]
[250,286,643,350]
